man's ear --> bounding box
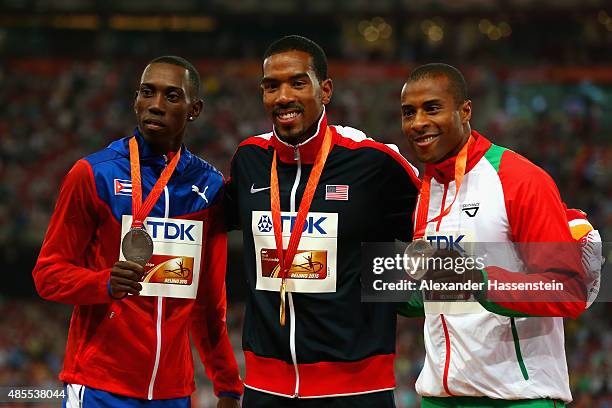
[461,99,472,124]
[188,99,204,121]
[321,78,333,105]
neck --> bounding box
[435,132,470,164]
[278,129,313,146]
[275,110,324,146]
[144,136,182,156]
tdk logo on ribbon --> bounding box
[426,234,466,253]
[256,214,328,234]
[147,220,196,241]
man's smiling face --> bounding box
[261,50,332,143]
[401,75,471,163]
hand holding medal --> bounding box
[109,260,145,298]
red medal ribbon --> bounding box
[270,128,333,325]
[128,136,181,229]
[413,136,474,239]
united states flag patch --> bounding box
[325,185,349,201]
[114,179,132,196]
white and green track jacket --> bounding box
[399,131,586,403]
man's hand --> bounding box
[424,249,483,301]
[217,397,240,408]
[109,260,145,298]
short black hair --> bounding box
[407,63,468,105]
[263,35,328,81]
[148,55,200,100]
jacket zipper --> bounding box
[147,182,169,399]
[288,146,301,397]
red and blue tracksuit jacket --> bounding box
[33,129,242,400]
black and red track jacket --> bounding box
[225,111,420,398]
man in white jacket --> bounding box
[398,63,601,408]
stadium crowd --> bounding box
[0,60,610,247]
[0,59,610,407]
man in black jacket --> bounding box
[226,35,420,407]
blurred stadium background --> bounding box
[0,0,611,407]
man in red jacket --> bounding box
[33,56,241,407]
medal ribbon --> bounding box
[413,136,474,239]
[270,128,333,325]
[129,136,181,229]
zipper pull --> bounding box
[294,146,299,161]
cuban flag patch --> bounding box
[325,185,349,201]
[114,179,132,196]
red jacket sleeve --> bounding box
[480,151,586,318]
[190,201,243,397]
[32,159,113,304]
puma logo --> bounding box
[192,185,209,204]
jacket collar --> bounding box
[424,130,491,184]
[108,127,191,175]
[271,107,329,164]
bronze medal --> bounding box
[121,227,154,266]
[404,238,435,280]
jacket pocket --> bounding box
[79,302,121,366]
[510,317,529,380]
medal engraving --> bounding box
[404,239,435,280]
[122,227,154,266]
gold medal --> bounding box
[279,278,287,326]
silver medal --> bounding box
[121,227,153,266]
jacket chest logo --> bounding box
[461,202,480,218]
[325,185,349,201]
[191,185,209,204]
